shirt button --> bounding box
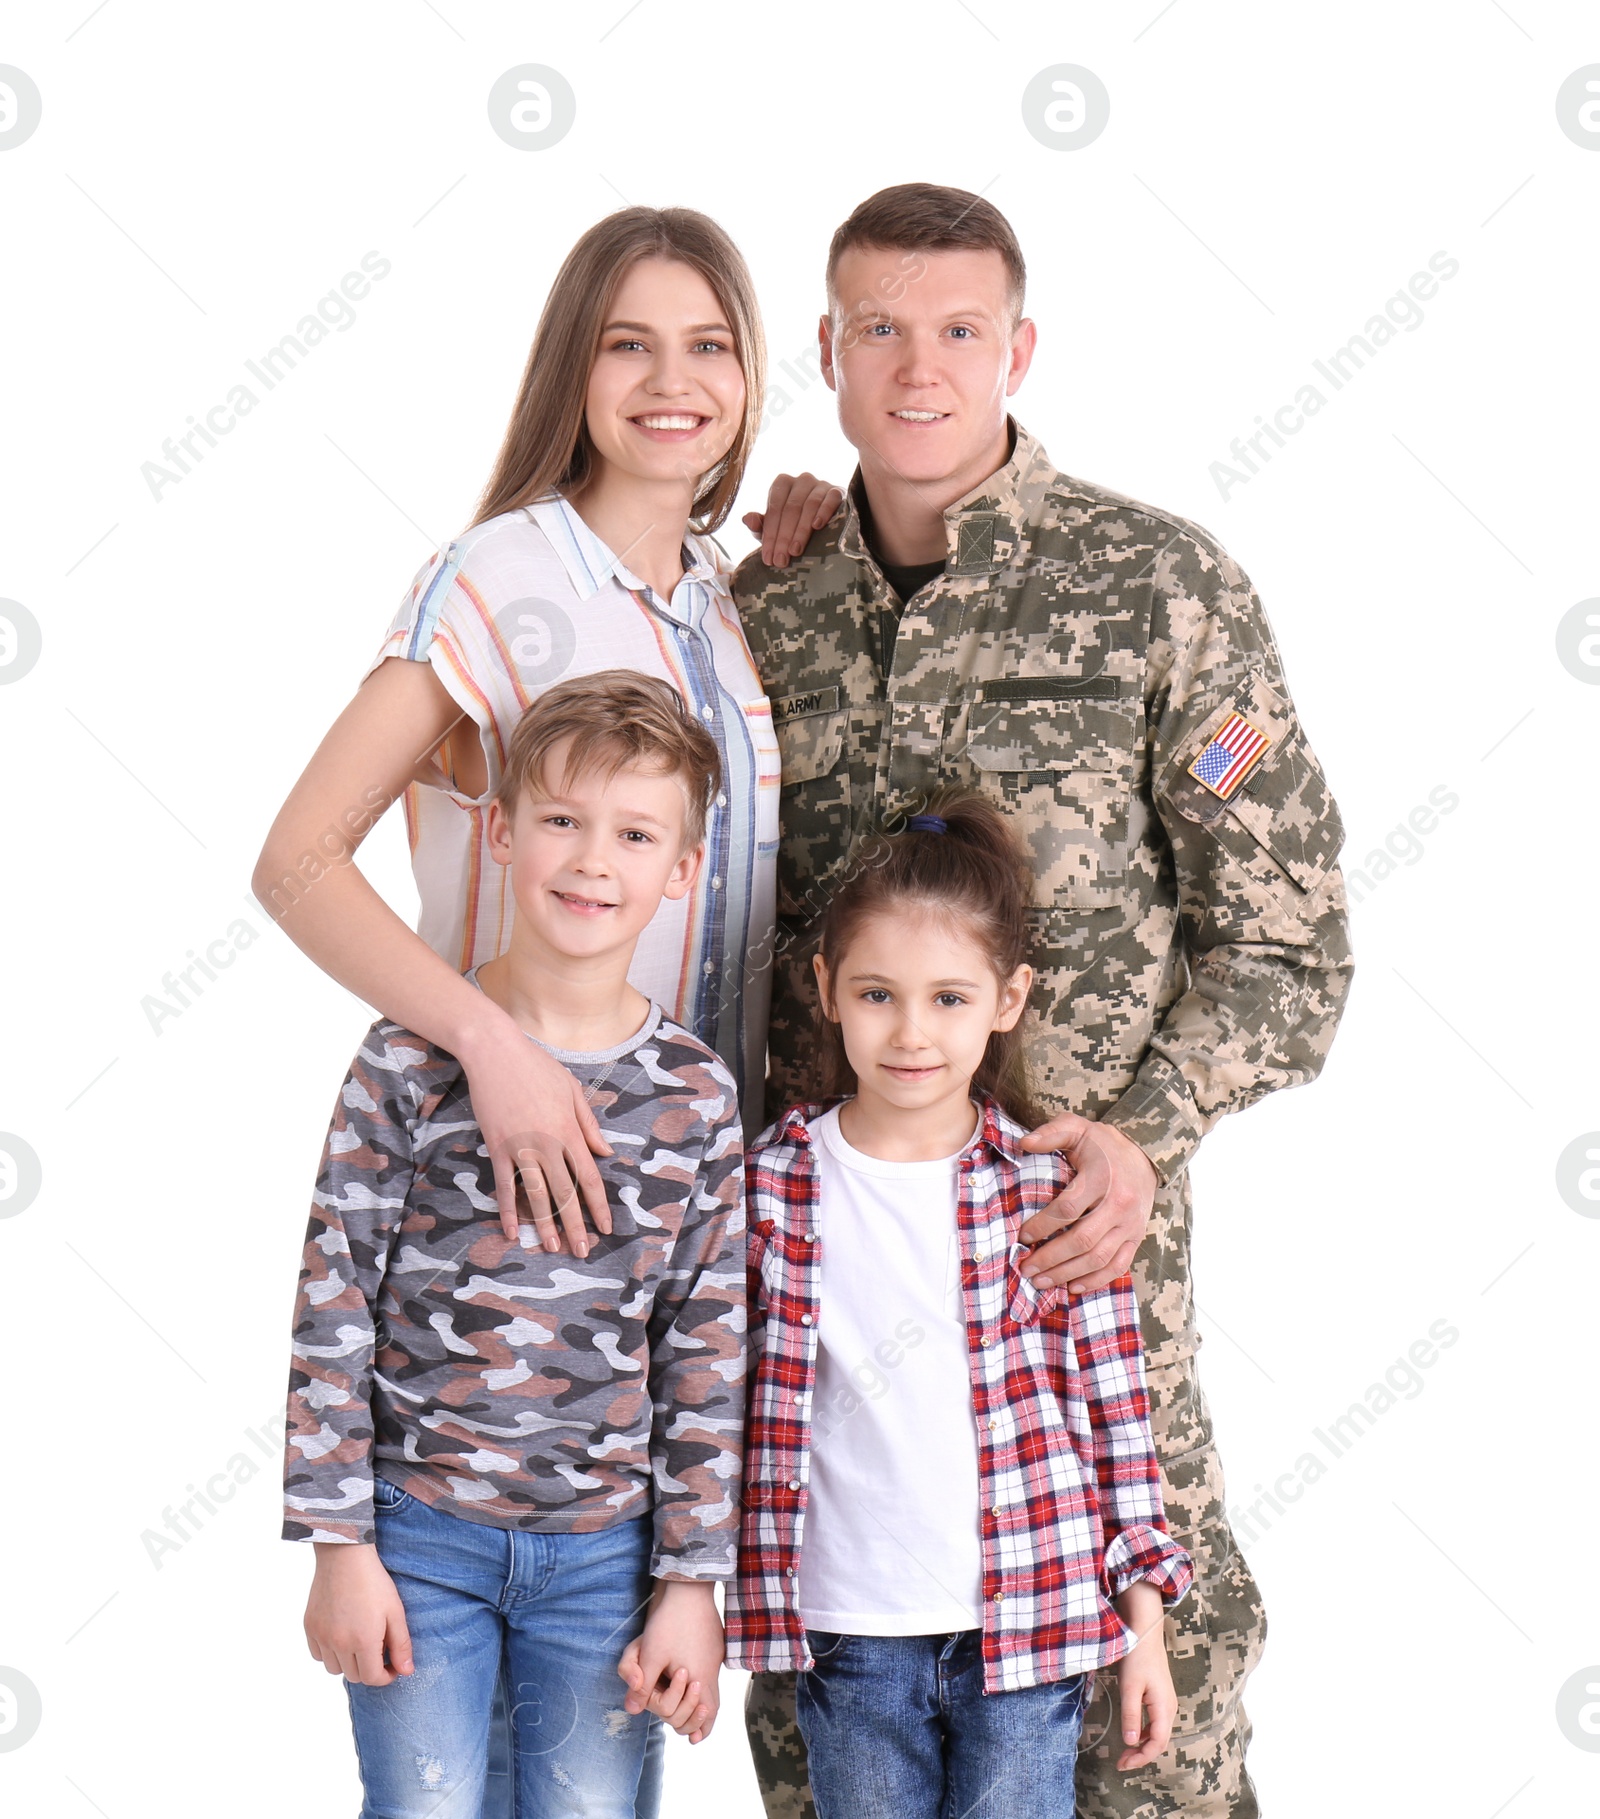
[973,1248,987,1262]
[789,1479,801,1490]
[980,1335,993,1348]
[786,1567,795,1578]
[991,1504,1002,1517]
[716,792,727,808]
[676,626,688,639]
[711,876,722,891]
[988,1417,1000,1431]
[993,1591,1005,1604]
[800,1314,814,1326]
[700,705,714,721]
[804,1232,817,1243]
[703,961,716,975]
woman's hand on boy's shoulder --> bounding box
[458,1014,615,1256]
[303,1541,414,1687]
[1017,1113,1157,1292]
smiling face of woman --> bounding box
[581,256,748,501]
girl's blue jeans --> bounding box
[345,1473,662,1819]
[795,1628,1088,1819]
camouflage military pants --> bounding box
[742,1169,1266,1818]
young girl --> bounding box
[725,791,1193,1818]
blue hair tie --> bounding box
[906,813,948,834]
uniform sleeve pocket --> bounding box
[1161,671,1344,898]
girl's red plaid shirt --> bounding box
[724,1094,1194,1695]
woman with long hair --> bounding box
[255,207,805,1234]
[255,206,828,1815]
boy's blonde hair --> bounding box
[494,671,721,850]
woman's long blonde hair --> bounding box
[468,207,766,536]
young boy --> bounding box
[281,671,747,1819]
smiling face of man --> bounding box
[821,244,1036,504]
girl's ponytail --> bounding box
[814,787,1042,1127]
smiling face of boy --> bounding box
[820,245,1036,505]
[484,737,703,966]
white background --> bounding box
[2,3,1597,1815]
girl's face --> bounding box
[582,257,746,499]
[814,906,1031,1115]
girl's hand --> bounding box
[1113,1583,1176,1771]
[462,1016,614,1254]
[616,1646,714,1743]
[617,1581,724,1743]
[304,1543,414,1687]
[741,472,843,568]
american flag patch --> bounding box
[1187,713,1271,799]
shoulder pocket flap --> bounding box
[964,695,1135,775]
[1164,672,1344,891]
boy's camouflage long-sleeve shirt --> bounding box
[734,420,1354,1171]
[282,995,747,1579]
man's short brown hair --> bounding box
[494,670,721,850]
[826,183,1027,322]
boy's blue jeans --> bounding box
[346,1474,662,1818]
[795,1628,1088,1819]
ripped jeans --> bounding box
[345,1474,660,1818]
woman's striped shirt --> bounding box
[368,495,779,1128]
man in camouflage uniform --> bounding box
[733,184,1353,1817]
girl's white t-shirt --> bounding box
[795,1104,984,1635]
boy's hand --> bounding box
[1113,1581,1176,1772]
[617,1579,723,1743]
[304,1542,414,1687]
[741,472,843,567]
[1017,1113,1157,1292]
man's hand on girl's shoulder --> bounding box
[304,1541,415,1687]
[1017,1113,1158,1292]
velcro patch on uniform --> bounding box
[770,685,840,723]
[1187,712,1271,799]
[979,676,1122,702]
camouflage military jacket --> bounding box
[732,421,1354,1178]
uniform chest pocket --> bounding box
[771,701,851,917]
[774,704,845,784]
[960,691,1139,910]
